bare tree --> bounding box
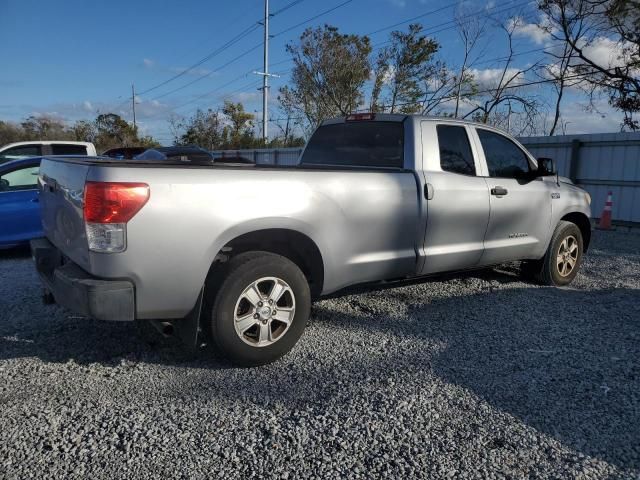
[453,7,488,117]
[539,0,640,129]
[543,39,579,135]
[270,111,306,147]
[420,64,459,115]
[462,17,542,133]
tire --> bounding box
[522,220,584,286]
[206,251,311,367]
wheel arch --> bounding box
[206,228,325,299]
[560,211,592,252]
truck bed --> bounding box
[38,156,422,319]
[49,155,410,172]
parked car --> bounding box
[101,147,147,160]
[31,114,592,366]
[0,141,96,164]
[0,157,43,248]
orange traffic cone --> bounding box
[597,191,613,230]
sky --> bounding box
[0,0,626,144]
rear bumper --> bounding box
[30,238,135,321]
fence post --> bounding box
[274,149,279,165]
[569,139,581,183]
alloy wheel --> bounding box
[233,277,296,347]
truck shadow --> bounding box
[0,266,521,368]
[311,284,640,471]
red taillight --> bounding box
[84,182,150,223]
[346,113,375,121]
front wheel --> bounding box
[522,220,584,286]
[206,252,311,366]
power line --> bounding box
[224,79,264,101]
[271,0,355,37]
[172,65,291,113]
[272,0,307,16]
[364,68,611,112]
[108,0,533,119]
[108,2,280,108]
[265,1,537,82]
[145,0,348,105]
[259,41,545,78]
[163,0,357,112]
[364,0,530,39]
[265,66,622,122]
[112,0,308,107]
[473,46,548,67]
[151,43,264,101]
[171,70,255,111]
[253,11,543,86]
[156,0,536,118]
[365,0,459,36]
[137,23,262,97]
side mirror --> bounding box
[0,178,9,191]
[537,157,556,176]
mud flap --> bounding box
[173,287,206,350]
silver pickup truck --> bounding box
[31,114,592,366]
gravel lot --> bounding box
[1,230,639,479]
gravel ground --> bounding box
[0,230,639,479]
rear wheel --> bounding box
[521,220,584,286]
[206,252,310,366]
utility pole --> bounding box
[131,83,137,130]
[254,0,279,143]
[262,0,269,142]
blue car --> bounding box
[0,157,43,248]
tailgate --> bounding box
[39,158,91,270]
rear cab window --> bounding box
[51,144,88,155]
[301,121,404,168]
[436,125,476,176]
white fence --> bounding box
[210,148,303,166]
[519,132,640,226]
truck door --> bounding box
[418,122,490,274]
[472,127,552,265]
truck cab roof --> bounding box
[321,113,505,130]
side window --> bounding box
[477,129,531,178]
[0,145,42,161]
[51,144,87,155]
[436,125,476,176]
[0,165,40,191]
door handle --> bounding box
[491,186,508,196]
[31,197,39,203]
[424,183,434,200]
